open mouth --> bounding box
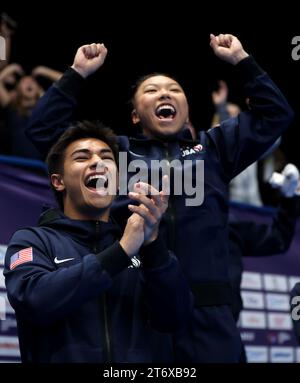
[85,174,109,195]
[155,104,176,120]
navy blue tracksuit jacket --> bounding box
[4,209,192,362]
[26,55,294,362]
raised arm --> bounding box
[208,34,294,180]
[210,34,249,65]
[26,43,108,157]
[71,43,107,78]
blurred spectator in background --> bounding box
[0,12,17,154]
[0,13,62,159]
[0,64,62,158]
[211,80,242,127]
[211,80,286,207]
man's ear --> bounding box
[51,174,65,191]
[131,109,140,124]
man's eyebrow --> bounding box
[71,148,113,156]
[99,148,114,155]
[71,148,90,156]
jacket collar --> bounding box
[129,128,199,145]
[38,208,122,245]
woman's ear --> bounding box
[51,174,65,191]
[131,109,140,124]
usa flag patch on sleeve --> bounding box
[10,247,33,270]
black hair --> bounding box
[129,72,182,108]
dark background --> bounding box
[2,3,300,168]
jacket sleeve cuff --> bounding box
[140,235,170,269]
[54,67,85,100]
[235,55,266,84]
[95,241,131,277]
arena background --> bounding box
[2,4,300,169]
[1,4,300,363]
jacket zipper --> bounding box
[163,143,177,252]
[94,220,112,362]
[163,142,178,361]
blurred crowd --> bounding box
[0,12,62,160]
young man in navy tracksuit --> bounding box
[25,34,294,362]
[4,121,192,363]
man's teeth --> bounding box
[86,174,108,188]
[87,175,107,183]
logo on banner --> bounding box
[267,332,291,345]
[270,347,294,363]
[0,336,20,357]
[268,313,292,330]
[263,274,288,292]
[265,293,289,311]
[241,291,264,309]
[240,332,256,342]
[240,311,266,329]
[245,346,268,363]
[241,272,262,290]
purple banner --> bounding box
[0,159,55,362]
[0,161,55,244]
